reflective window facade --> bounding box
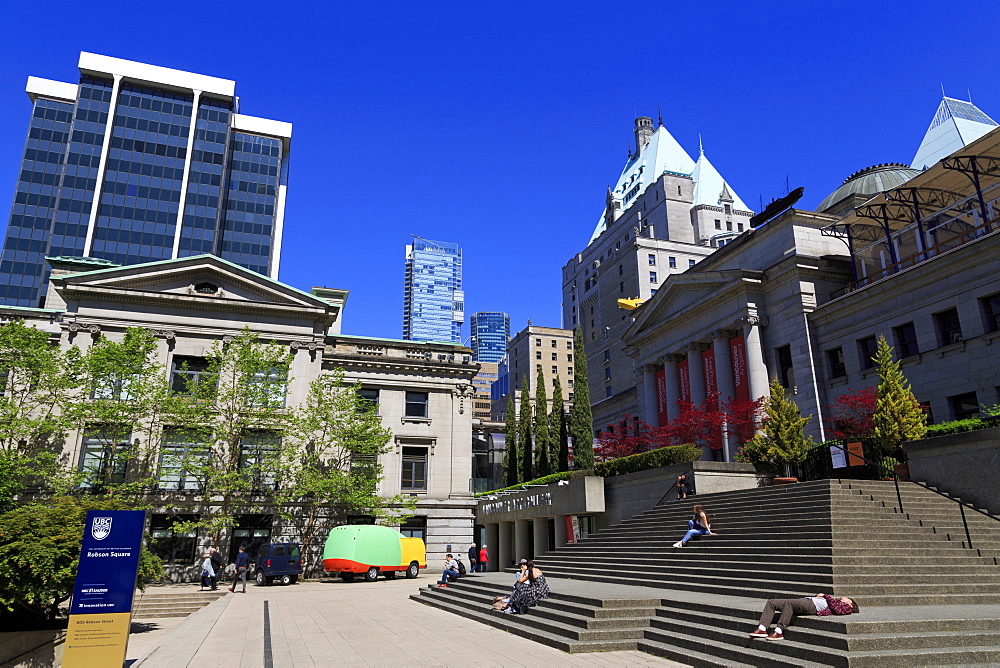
[470,311,509,363]
[402,237,463,343]
[0,57,289,308]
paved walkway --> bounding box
[128,578,688,667]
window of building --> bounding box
[726,221,733,231]
[606,387,613,397]
[536,350,542,360]
[149,514,199,564]
[604,368,612,380]
[405,391,429,418]
[689,259,696,268]
[983,293,1000,332]
[893,322,919,358]
[79,430,130,489]
[619,282,624,294]
[572,315,577,325]
[358,388,379,411]
[568,393,574,400]
[826,347,846,378]
[240,432,279,491]
[158,429,208,490]
[170,355,212,394]
[535,338,541,346]
[618,264,623,276]
[401,447,428,490]
[568,379,574,388]
[857,335,877,370]
[399,516,426,540]
[566,341,573,349]
[649,271,657,283]
[550,340,556,348]
[668,257,677,268]
[737,223,744,232]
[248,367,287,407]
[648,254,656,265]
[551,353,558,361]
[567,354,572,362]
[603,349,611,362]
[552,365,558,375]
[948,391,980,420]
[714,219,721,229]
[724,204,732,214]
[776,345,794,389]
[934,308,963,346]
[651,289,657,295]
[568,367,573,375]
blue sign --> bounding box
[69,510,146,615]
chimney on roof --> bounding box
[634,117,654,157]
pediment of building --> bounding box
[628,270,759,338]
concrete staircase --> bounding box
[132,589,226,620]
[414,479,1000,665]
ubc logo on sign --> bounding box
[91,517,113,541]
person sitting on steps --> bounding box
[437,554,460,588]
[749,594,859,641]
[672,503,717,547]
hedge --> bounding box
[593,444,702,478]
[924,418,996,438]
[477,469,590,497]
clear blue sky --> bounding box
[2,1,998,340]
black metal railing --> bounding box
[803,440,1000,551]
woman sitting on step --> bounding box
[505,560,550,614]
[672,504,717,548]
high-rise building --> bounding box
[0,52,291,307]
[491,325,575,421]
[469,311,509,363]
[402,237,464,343]
[562,116,752,434]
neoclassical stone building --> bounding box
[2,254,477,575]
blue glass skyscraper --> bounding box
[0,52,291,307]
[470,311,509,363]
[403,237,464,343]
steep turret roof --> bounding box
[691,148,750,211]
[911,96,998,170]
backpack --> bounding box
[456,559,467,576]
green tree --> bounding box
[0,496,162,621]
[518,376,534,482]
[181,328,294,544]
[550,376,569,473]
[533,366,552,477]
[69,328,191,500]
[569,328,594,469]
[503,393,519,485]
[871,335,927,453]
[274,368,411,574]
[739,378,813,473]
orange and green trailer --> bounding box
[322,525,426,582]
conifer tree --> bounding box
[534,366,551,477]
[503,393,519,486]
[741,378,813,473]
[569,328,594,469]
[872,335,926,453]
[550,376,569,472]
[518,376,534,482]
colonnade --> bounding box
[480,515,572,570]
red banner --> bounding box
[702,347,717,398]
[730,335,750,402]
[656,369,668,426]
[678,359,691,404]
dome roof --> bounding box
[817,163,922,214]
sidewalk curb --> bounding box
[131,592,234,667]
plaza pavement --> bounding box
[127,576,689,667]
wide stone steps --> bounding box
[132,590,225,620]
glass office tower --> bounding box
[0,52,291,307]
[403,237,464,343]
[469,311,509,363]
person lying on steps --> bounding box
[749,594,859,641]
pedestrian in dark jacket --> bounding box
[209,547,224,590]
[749,594,859,641]
[468,543,478,573]
[228,545,250,593]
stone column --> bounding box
[485,523,500,572]
[641,363,661,427]
[532,517,548,558]
[712,330,738,463]
[496,521,511,572]
[513,519,530,565]
[553,515,567,548]
[664,354,683,421]
[743,316,770,401]
[686,343,708,406]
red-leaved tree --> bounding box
[660,394,765,451]
[827,387,878,441]
[594,414,656,462]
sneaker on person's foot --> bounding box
[437,584,448,588]
[672,541,683,548]
[766,631,784,641]
[748,628,769,638]
[227,588,233,592]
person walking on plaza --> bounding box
[672,503,717,547]
[478,544,489,572]
[209,547,224,591]
[199,553,215,591]
[228,545,250,593]
[749,594,859,640]
[468,543,478,574]
[437,554,460,588]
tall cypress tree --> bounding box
[503,392,519,486]
[872,335,927,454]
[551,375,569,472]
[534,366,551,477]
[569,327,594,469]
[518,376,534,482]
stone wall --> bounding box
[903,427,1000,514]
